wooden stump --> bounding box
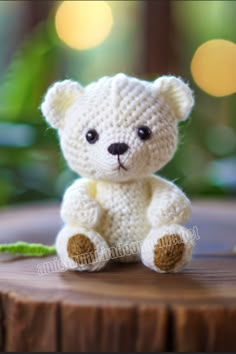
[0,201,236,352]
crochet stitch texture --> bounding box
[41,73,194,272]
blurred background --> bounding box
[0,0,236,207]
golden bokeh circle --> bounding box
[191,39,236,97]
[55,1,113,50]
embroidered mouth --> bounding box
[117,155,128,171]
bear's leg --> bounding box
[56,225,110,271]
[141,224,194,273]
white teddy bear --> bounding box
[41,73,194,273]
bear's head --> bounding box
[41,74,194,182]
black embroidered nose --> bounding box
[108,143,129,155]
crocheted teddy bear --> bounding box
[41,73,194,272]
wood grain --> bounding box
[135,305,168,352]
[0,200,235,351]
[4,294,58,352]
[173,305,236,352]
[61,303,99,352]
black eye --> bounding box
[137,126,152,141]
[86,129,99,144]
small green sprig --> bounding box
[0,242,56,257]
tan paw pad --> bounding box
[67,234,96,265]
[154,234,185,271]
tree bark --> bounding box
[142,0,177,76]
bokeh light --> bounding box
[191,39,236,97]
[55,1,113,50]
[206,125,236,156]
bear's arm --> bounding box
[61,178,102,228]
[147,175,191,227]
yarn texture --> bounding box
[41,73,195,273]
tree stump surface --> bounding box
[0,200,235,352]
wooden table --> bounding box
[0,200,235,352]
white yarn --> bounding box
[141,224,194,273]
[56,225,110,271]
[41,73,194,272]
[147,176,192,227]
[61,178,102,228]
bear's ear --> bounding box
[41,80,83,129]
[153,76,194,122]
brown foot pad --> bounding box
[154,234,185,271]
[67,234,96,265]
